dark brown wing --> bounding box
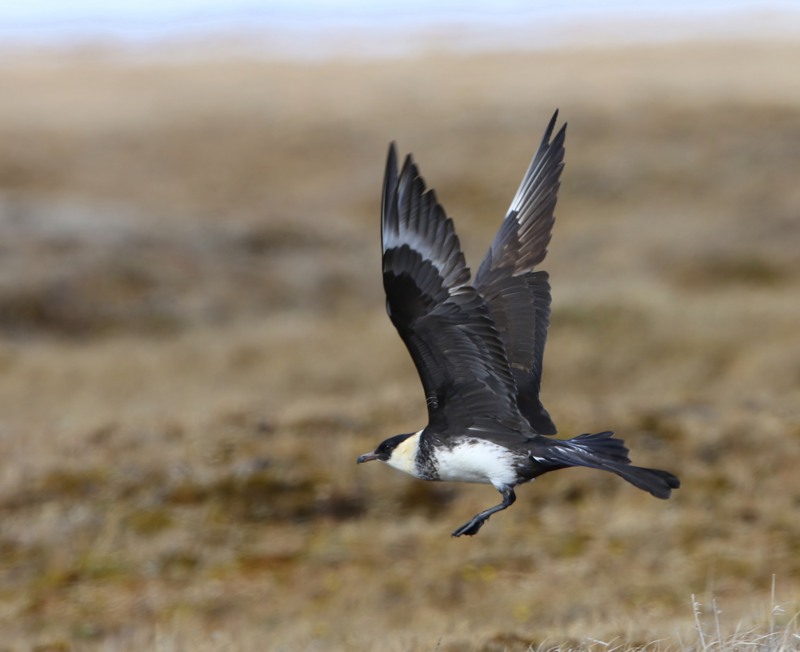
[474,112,566,434]
[382,143,524,435]
[478,270,555,434]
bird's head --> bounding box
[357,432,418,472]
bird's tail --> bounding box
[546,431,680,499]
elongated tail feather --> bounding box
[545,431,680,499]
[601,462,680,499]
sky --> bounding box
[0,1,796,54]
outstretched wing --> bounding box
[382,144,523,434]
[474,112,566,434]
[478,270,555,434]
[476,111,566,280]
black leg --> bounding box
[452,488,516,537]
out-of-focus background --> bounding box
[1,2,799,650]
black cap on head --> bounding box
[357,432,413,464]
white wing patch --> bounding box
[383,228,459,288]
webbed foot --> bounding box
[452,516,488,537]
[450,488,516,537]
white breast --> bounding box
[433,438,519,490]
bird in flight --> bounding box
[357,112,679,537]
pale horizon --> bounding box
[1,0,798,57]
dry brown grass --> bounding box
[0,39,799,650]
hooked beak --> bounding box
[357,452,381,464]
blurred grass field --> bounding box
[0,39,799,650]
